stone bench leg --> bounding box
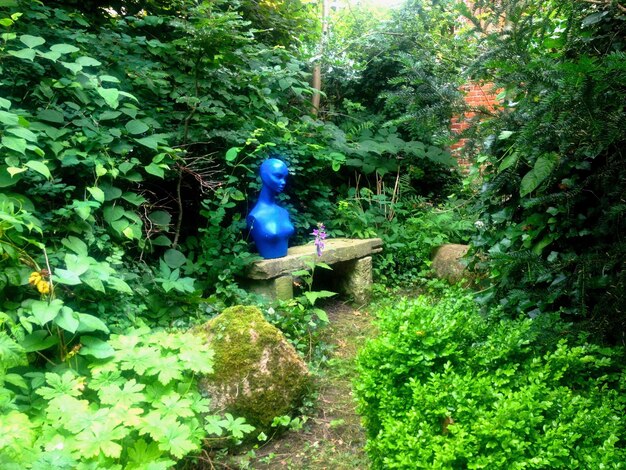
[249,274,294,301]
[338,256,373,305]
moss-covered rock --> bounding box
[195,305,310,436]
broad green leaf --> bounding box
[7,166,26,177]
[498,130,514,140]
[60,61,82,74]
[65,253,91,276]
[0,165,22,187]
[145,162,164,178]
[8,48,36,60]
[0,110,19,125]
[499,152,519,172]
[225,147,240,162]
[97,87,120,108]
[304,290,336,306]
[53,268,82,285]
[7,126,37,142]
[87,186,105,203]
[125,119,149,135]
[163,249,186,269]
[121,192,146,205]
[31,299,64,325]
[103,205,125,223]
[99,75,120,83]
[2,135,27,154]
[25,160,51,178]
[107,277,133,294]
[62,236,88,256]
[37,109,65,123]
[582,11,608,27]
[79,336,115,359]
[148,210,171,226]
[77,313,110,333]
[99,110,122,121]
[0,97,11,109]
[50,43,80,54]
[76,55,101,67]
[136,136,161,150]
[20,34,45,48]
[151,235,171,247]
[54,306,80,334]
[520,153,558,197]
[21,330,59,352]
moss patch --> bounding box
[196,305,310,433]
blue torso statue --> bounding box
[247,158,295,259]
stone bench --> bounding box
[245,238,383,304]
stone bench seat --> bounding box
[245,238,383,304]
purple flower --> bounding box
[312,222,327,257]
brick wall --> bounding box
[450,83,500,170]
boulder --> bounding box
[431,244,470,283]
[195,305,310,436]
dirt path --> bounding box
[232,301,376,469]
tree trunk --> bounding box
[311,0,329,116]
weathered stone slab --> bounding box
[337,256,373,305]
[247,237,383,280]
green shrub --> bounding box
[0,328,253,468]
[356,291,626,468]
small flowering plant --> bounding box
[311,222,327,257]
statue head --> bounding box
[260,158,289,194]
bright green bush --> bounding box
[356,291,626,468]
[0,328,253,468]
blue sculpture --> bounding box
[247,158,295,259]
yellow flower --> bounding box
[36,279,50,295]
[29,271,42,285]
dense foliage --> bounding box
[2,0,625,466]
[464,0,626,338]
[356,290,626,468]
